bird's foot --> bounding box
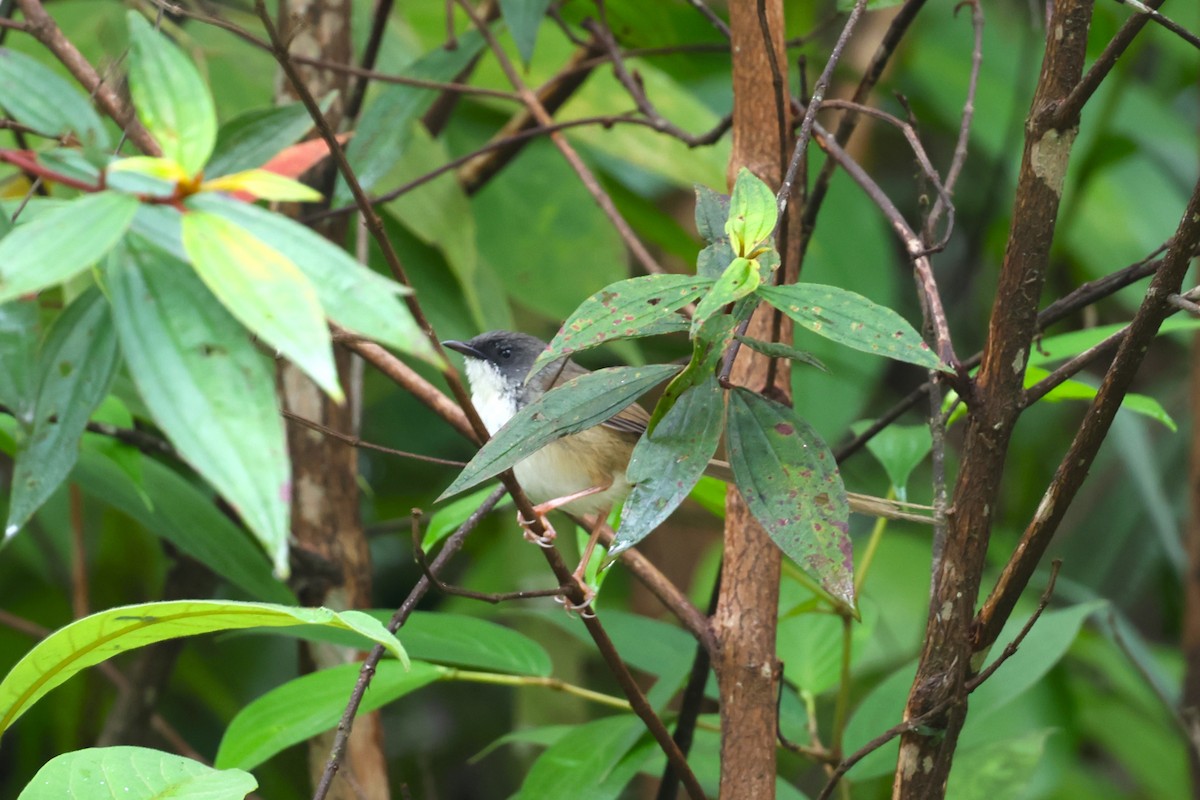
[517,512,557,547]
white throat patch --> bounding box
[463,358,518,435]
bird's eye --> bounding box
[498,345,512,359]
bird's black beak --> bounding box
[442,340,486,360]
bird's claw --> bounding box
[554,582,597,618]
[517,513,556,547]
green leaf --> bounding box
[336,31,486,205]
[0,192,139,303]
[531,274,713,375]
[18,746,257,800]
[727,387,854,607]
[187,194,440,367]
[200,169,322,202]
[512,715,646,800]
[694,184,730,243]
[852,422,931,501]
[759,283,947,371]
[71,441,294,604]
[104,235,291,576]
[180,209,342,400]
[423,486,513,550]
[691,256,760,334]
[1024,365,1176,431]
[946,731,1053,800]
[125,11,217,174]
[0,300,39,418]
[216,660,441,770]
[697,237,736,279]
[6,288,119,539]
[725,168,777,256]
[439,364,682,500]
[0,600,406,732]
[0,47,110,149]
[612,376,724,557]
[206,98,329,178]
[735,335,828,371]
[499,0,554,64]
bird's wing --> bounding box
[541,357,650,437]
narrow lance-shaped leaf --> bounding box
[758,283,949,372]
[0,300,39,418]
[499,0,555,64]
[0,192,139,304]
[181,209,342,400]
[206,96,333,178]
[727,387,854,607]
[125,11,217,174]
[691,256,760,335]
[0,600,406,732]
[187,194,439,366]
[725,167,777,256]
[216,661,442,771]
[105,234,291,575]
[439,364,682,500]
[18,747,257,800]
[611,376,725,558]
[6,288,120,539]
[0,47,110,149]
[530,274,713,375]
[736,335,828,372]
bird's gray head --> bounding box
[443,330,548,390]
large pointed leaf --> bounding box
[0,192,138,303]
[758,283,948,371]
[727,387,854,606]
[187,194,439,366]
[725,168,777,256]
[6,289,119,538]
[531,274,713,375]
[335,31,486,205]
[611,376,724,557]
[180,209,341,400]
[0,601,405,732]
[125,11,216,174]
[690,256,760,335]
[216,661,441,770]
[205,98,327,178]
[439,364,681,500]
[104,235,291,575]
[0,48,109,148]
[18,747,256,800]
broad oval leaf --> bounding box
[0,48,109,149]
[612,376,725,557]
[727,387,854,607]
[0,600,406,732]
[438,364,682,501]
[105,234,291,575]
[125,11,216,174]
[0,192,139,303]
[531,275,714,375]
[216,660,442,771]
[186,194,439,367]
[758,283,948,371]
[18,746,256,800]
[180,209,342,400]
[725,167,777,256]
[6,288,119,538]
[691,256,760,335]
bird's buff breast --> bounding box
[513,432,630,518]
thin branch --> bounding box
[1114,0,1200,51]
[683,0,731,38]
[965,560,1060,690]
[282,409,466,466]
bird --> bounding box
[443,330,933,586]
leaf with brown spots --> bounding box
[758,283,949,372]
[726,387,854,607]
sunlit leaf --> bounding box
[532,274,713,375]
[17,746,256,800]
[106,156,190,184]
[1025,366,1176,431]
[759,283,948,371]
[691,256,760,334]
[727,387,854,607]
[105,235,291,575]
[725,167,777,256]
[188,194,439,366]
[125,11,216,175]
[0,47,109,149]
[200,169,322,202]
[181,210,342,400]
[0,192,138,303]
[439,364,681,501]
[6,289,119,539]
[216,661,440,771]
[612,376,724,557]
[0,600,405,731]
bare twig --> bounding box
[282,409,466,466]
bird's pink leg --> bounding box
[517,483,609,547]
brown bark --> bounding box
[273,2,389,798]
[716,2,793,797]
[892,2,1094,797]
